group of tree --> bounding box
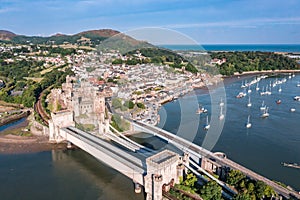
[210,51,300,76]
[0,67,74,107]
[112,97,145,111]
[110,114,130,132]
[225,169,277,199]
[112,47,199,73]
[7,34,107,47]
[170,172,222,200]
[168,169,278,200]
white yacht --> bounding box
[204,116,210,130]
[247,95,252,107]
[248,86,252,93]
[246,115,252,128]
[220,98,224,107]
[261,107,270,118]
[219,106,224,120]
[256,82,260,91]
[260,101,266,110]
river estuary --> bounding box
[0,73,299,200]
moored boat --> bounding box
[219,106,224,120]
[261,107,270,118]
[203,115,210,130]
[276,99,281,104]
[247,96,252,107]
[246,115,252,128]
[294,96,300,101]
[220,98,224,107]
[260,101,266,111]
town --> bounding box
[1,37,300,200]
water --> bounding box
[0,117,27,132]
[1,75,299,199]
[156,73,300,190]
[0,150,144,200]
[161,44,300,52]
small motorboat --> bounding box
[276,99,281,104]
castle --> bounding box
[48,75,111,142]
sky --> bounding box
[0,0,300,44]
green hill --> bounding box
[0,29,120,46]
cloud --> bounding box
[164,17,300,29]
[0,7,17,14]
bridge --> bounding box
[60,126,146,186]
[52,121,186,199]
[131,120,300,199]
[48,110,300,200]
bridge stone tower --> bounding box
[144,150,183,200]
[49,110,75,142]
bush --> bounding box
[136,102,145,109]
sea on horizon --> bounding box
[160,44,300,53]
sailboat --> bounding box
[196,104,208,114]
[256,82,260,91]
[278,85,282,92]
[260,86,266,96]
[265,85,271,95]
[246,115,252,128]
[219,106,224,120]
[204,115,210,130]
[220,98,224,107]
[247,95,252,107]
[248,85,252,93]
[241,80,247,88]
[261,107,270,118]
[260,101,266,110]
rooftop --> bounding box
[147,149,178,167]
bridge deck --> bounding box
[61,127,146,185]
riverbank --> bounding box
[0,133,67,154]
[230,69,300,78]
[0,110,30,127]
[0,115,66,154]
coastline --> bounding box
[0,110,30,127]
[226,69,300,78]
[0,116,66,154]
[2,69,300,154]
[0,134,67,154]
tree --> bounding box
[199,181,222,200]
[182,173,198,188]
[112,59,123,65]
[123,100,134,109]
[176,172,198,194]
[264,185,277,198]
[112,98,122,109]
[136,102,145,109]
[255,181,266,199]
[226,170,246,187]
[247,182,255,194]
[233,193,252,200]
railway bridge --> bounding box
[47,110,300,199]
